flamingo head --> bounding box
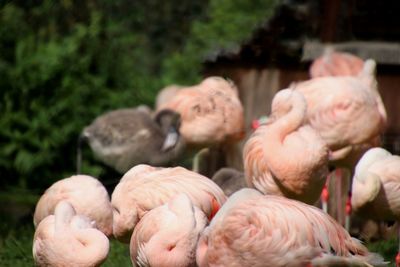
[112,203,139,243]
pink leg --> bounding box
[336,168,343,226]
[321,180,329,214]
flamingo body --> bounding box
[196,189,387,267]
[130,194,207,267]
[82,108,185,173]
[310,50,365,78]
[33,175,113,237]
[158,76,244,146]
[243,89,329,204]
[33,201,109,267]
[112,164,227,243]
[352,147,400,220]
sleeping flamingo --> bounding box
[309,48,365,78]
[130,194,207,267]
[111,164,227,243]
[243,88,329,205]
[157,76,245,147]
[33,174,113,237]
[352,147,400,265]
[33,201,109,267]
[196,189,387,267]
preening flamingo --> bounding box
[307,56,387,229]
[352,147,400,264]
[79,107,185,174]
[243,88,329,205]
[33,174,113,237]
[196,189,387,267]
[130,194,207,267]
[33,201,109,267]
[157,76,245,147]
[111,164,227,243]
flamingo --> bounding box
[33,174,113,237]
[157,76,245,147]
[33,201,109,267]
[111,164,227,243]
[305,57,387,230]
[211,167,247,196]
[243,88,329,205]
[196,189,387,267]
[352,147,400,265]
[130,194,207,267]
[309,48,365,78]
[155,84,183,110]
[78,107,185,174]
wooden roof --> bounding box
[204,0,400,67]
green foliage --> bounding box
[0,225,34,267]
[0,0,279,192]
[162,0,280,85]
[0,0,206,191]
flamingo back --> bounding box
[33,175,113,236]
[198,195,386,267]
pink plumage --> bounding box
[309,50,365,78]
[130,194,207,267]
[111,164,227,243]
[33,174,113,237]
[243,89,329,204]
[157,76,245,146]
[197,189,387,267]
[33,201,109,267]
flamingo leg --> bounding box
[336,168,343,226]
[321,176,330,214]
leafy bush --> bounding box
[0,0,279,193]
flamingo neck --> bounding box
[72,229,110,266]
[270,92,307,142]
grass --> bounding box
[0,219,397,266]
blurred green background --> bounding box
[0,0,279,193]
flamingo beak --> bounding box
[162,128,179,151]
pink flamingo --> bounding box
[243,88,329,205]
[157,76,245,147]
[309,48,365,78]
[196,189,387,267]
[111,164,227,243]
[305,57,386,229]
[33,201,109,267]
[155,84,183,110]
[130,194,207,267]
[33,174,113,237]
[352,147,400,266]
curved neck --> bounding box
[270,91,307,142]
[72,229,110,266]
